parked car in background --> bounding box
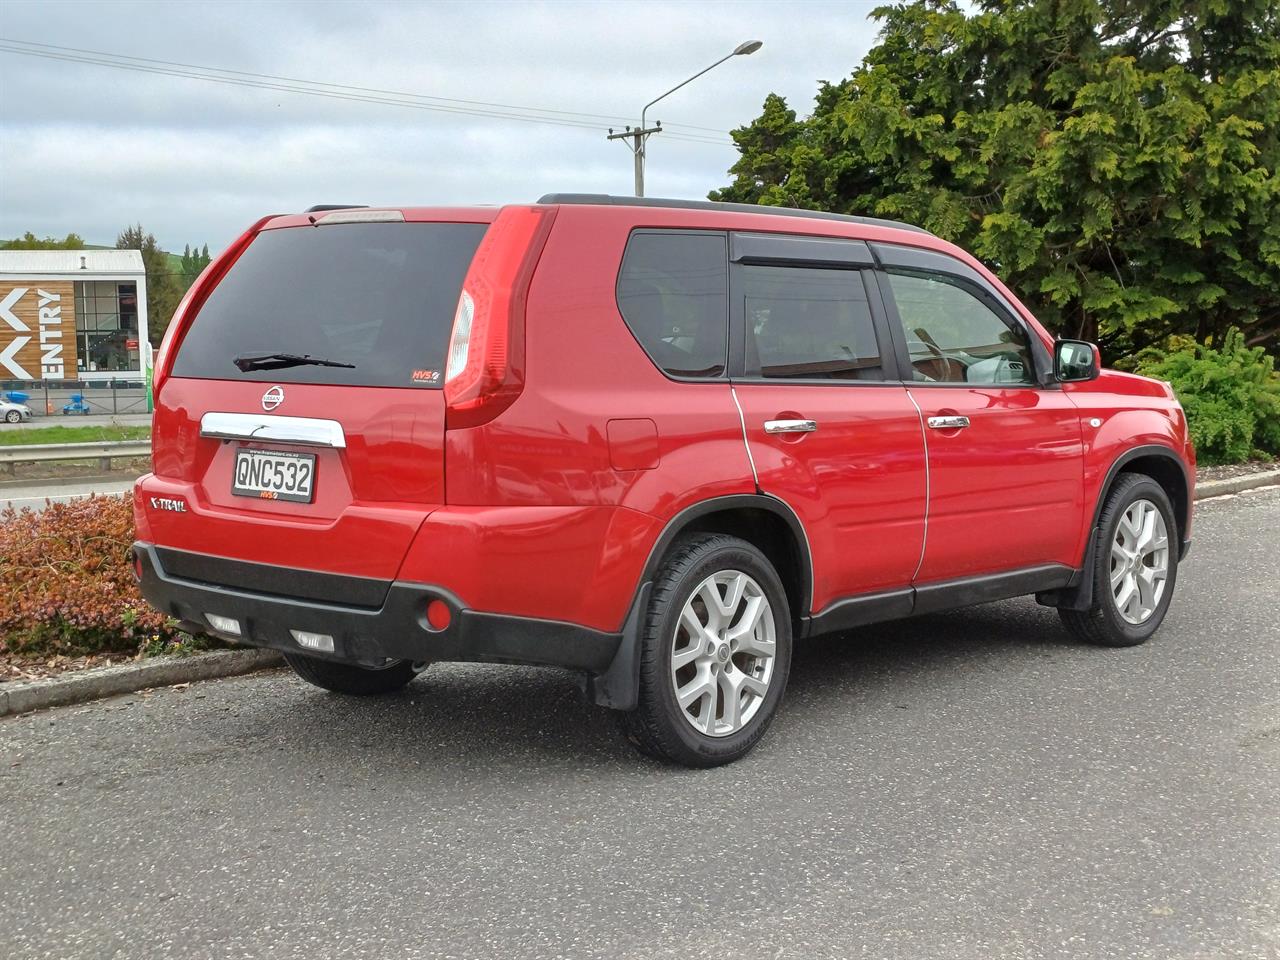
[133,195,1195,767]
[1,398,33,423]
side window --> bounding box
[742,265,883,380]
[884,271,1035,385]
[616,232,728,378]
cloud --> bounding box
[0,0,881,250]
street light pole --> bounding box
[607,40,762,197]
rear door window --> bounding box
[741,265,884,380]
[171,222,487,387]
[616,231,729,379]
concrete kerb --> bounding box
[1194,469,1280,500]
[0,648,283,717]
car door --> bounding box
[728,233,928,629]
[871,243,1085,587]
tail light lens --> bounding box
[151,214,279,404]
[443,205,557,429]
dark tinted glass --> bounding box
[616,232,728,378]
[171,222,487,387]
[885,271,1034,385]
[743,266,882,380]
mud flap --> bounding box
[585,582,652,711]
[1036,525,1099,612]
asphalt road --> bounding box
[2,488,1277,960]
[0,478,136,513]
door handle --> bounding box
[927,415,970,430]
[764,419,818,435]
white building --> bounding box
[0,249,148,383]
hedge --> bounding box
[0,494,185,658]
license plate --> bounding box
[232,449,316,503]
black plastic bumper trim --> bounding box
[155,546,390,609]
[134,542,621,675]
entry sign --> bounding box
[0,282,78,380]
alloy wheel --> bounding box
[670,569,776,737]
[1110,498,1169,625]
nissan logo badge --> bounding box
[261,385,285,411]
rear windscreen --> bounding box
[170,221,487,388]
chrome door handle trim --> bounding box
[200,412,347,448]
[927,415,970,430]
[764,419,818,435]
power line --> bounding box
[1,37,731,137]
[0,38,736,146]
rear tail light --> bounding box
[443,205,557,429]
[445,290,475,384]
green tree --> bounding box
[117,224,182,345]
[3,231,85,249]
[712,0,1280,359]
[178,242,212,286]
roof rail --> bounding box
[304,204,368,213]
[535,193,930,235]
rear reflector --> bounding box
[425,600,452,632]
[290,629,335,653]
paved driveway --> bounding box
[1,488,1277,960]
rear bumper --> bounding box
[133,542,622,675]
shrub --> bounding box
[0,494,183,658]
[1133,329,1280,465]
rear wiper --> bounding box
[233,352,356,372]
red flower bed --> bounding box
[0,494,181,657]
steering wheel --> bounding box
[913,327,963,382]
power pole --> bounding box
[607,123,662,197]
[606,41,762,198]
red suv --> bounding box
[135,195,1194,766]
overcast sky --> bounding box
[0,0,883,253]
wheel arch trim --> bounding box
[589,493,813,711]
[1041,442,1191,614]
[1090,443,1192,556]
[635,493,814,615]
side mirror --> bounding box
[1055,338,1100,383]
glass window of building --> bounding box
[74,281,140,374]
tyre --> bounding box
[1059,472,1179,647]
[619,533,792,767]
[283,653,424,695]
[4,410,19,423]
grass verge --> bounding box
[0,424,151,446]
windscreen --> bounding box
[171,221,487,388]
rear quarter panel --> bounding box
[442,205,758,519]
[416,206,757,632]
